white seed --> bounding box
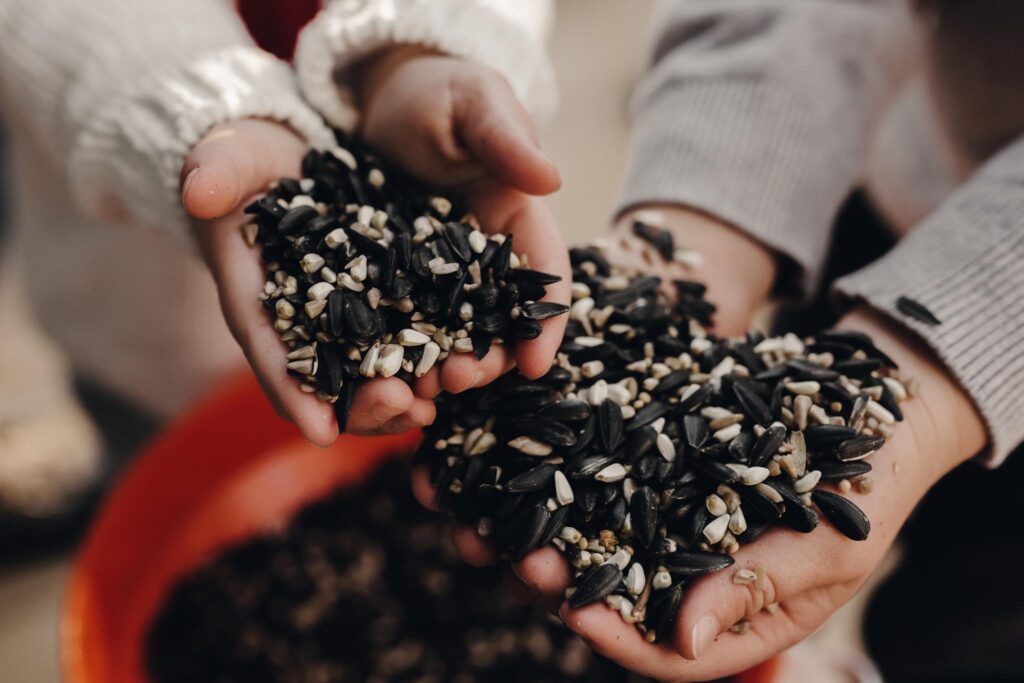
[626,564,646,596]
[622,478,637,504]
[508,436,553,456]
[786,381,821,395]
[367,168,385,187]
[307,282,334,301]
[286,345,315,361]
[466,431,496,456]
[581,360,605,378]
[706,494,728,517]
[587,380,608,406]
[740,466,770,486]
[714,423,742,442]
[793,470,821,494]
[338,273,364,291]
[756,483,784,504]
[729,507,748,535]
[242,222,259,246]
[453,338,474,353]
[300,253,325,274]
[429,196,452,217]
[415,342,441,377]
[554,470,575,506]
[357,344,380,378]
[656,433,676,461]
[866,399,896,424]
[324,228,348,249]
[559,526,582,544]
[883,377,908,401]
[330,146,357,170]
[595,463,627,483]
[653,571,672,590]
[673,249,703,268]
[703,514,730,544]
[287,358,314,375]
[468,230,487,254]
[275,299,295,319]
[398,328,431,346]
[375,344,404,378]
[298,302,326,327]
[708,414,743,430]
[608,548,631,570]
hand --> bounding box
[355,47,571,398]
[609,206,778,337]
[183,119,437,444]
[554,306,987,681]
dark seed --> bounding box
[567,453,618,480]
[750,424,786,467]
[505,504,551,561]
[631,486,660,548]
[522,302,570,321]
[511,418,578,447]
[647,584,683,643]
[539,399,591,422]
[805,424,858,451]
[597,400,624,452]
[733,382,773,426]
[816,460,872,481]
[781,501,819,533]
[505,464,557,493]
[628,401,671,431]
[683,414,709,449]
[538,504,571,547]
[277,205,318,234]
[568,563,623,609]
[896,295,941,325]
[664,550,735,577]
[812,490,870,540]
[624,426,658,463]
[835,435,885,461]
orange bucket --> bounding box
[61,371,778,683]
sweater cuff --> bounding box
[68,46,335,242]
[294,0,557,133]
[834,153,1024,466]
[618,80,864,298]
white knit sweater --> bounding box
[0,0,555,417]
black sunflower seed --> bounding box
[896,295,941,325]
[567,453,618,480]
[835,435,885,461]
[632,220,675,260]
[729,430,754,463]
[597,400,624,452]
[664,550,735,577]
[504,504,551,561]
[505,464,557,493]
[539,399,591,421]
[538,505,571,547]
[733,382,773,426]
[812,490,870,540]
[334,380,355,433]
[741,487,783,520]
[623,426,658,463]
[781,501,819,533]
[647,584,683,643]
[815,460,872,481]
[277,205,318,234]
[568,563,623,609]
[630,486,660,548]
[522,302,570,320]
[805,424,858,451]
[749,423,786,467]
[511,418,578,447]
[627,401,671,431]
[683,414,709,449]
[652,370,690,397]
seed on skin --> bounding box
[703,514,730,544]
[754,565,768,592]
[855,475,874,494]
[765,602,779,615]
[554,470,575,506]
[509,436,554,457]
[729,620,751,635]
[786,381,821,395]
[733,568,757,585]
[453,338,474,353]
[594,463,627,483]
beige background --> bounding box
[0,3,654,681]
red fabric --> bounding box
[236,0,321,61]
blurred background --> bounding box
[0,2,653,680]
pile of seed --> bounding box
[418,233,909,642]
[146,460,649,683]
[244,135,567,430]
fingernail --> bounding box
[181,167,200,196]
[690,615,720,660]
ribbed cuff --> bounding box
[68,46,335,243]
[294,0,558,132]
[835,152,1024,466]
[618,80,866,298]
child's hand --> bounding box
[609,206,778,337]
[356,47,571,398]
[183,119,437,444]
[554,307,986,681]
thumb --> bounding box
[454,79,560,196]
[182,120,307,220]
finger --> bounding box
[374,397,437,434]
[410,465,439,511]
[454,77,560,196]
[469,192,571,379]
[199,214,337,447]
[440,343,515,394]
[450,525,499,567]
[511,546,572,600]
[414,366,444,400]
[345,378,415,434]
[182,120,307,220]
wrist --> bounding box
[837,305,987,480]
[614,205,777,334]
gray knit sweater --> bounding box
[619,0,1024,464]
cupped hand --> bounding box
[183,119,437,444]
[355,47,571,399]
